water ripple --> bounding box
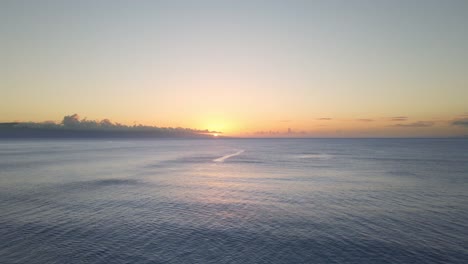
[1,139,467,263]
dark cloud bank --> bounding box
[0,114,220,139]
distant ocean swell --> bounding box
[0,139,467,263]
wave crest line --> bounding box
[213,150,244,162]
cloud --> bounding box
[60,114,220,132]
[253,129,307,136]
[317,118,332,120]
[390,116,408,121]
[255,130,281,135]
[356,119,373,122]
[62,114,81,127]
[8,114,221,138]
[452,118,468,127]
[393,121,434,128]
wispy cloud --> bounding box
[452,118,468,127]
[317,118,332,120]
[390,116,408,121]
[393,121,434,127]
[254,129,307,136]
[356,118,373,122]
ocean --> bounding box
[0,138,467,263]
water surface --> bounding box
[1,139,467,263]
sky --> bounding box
[1,0,468,137]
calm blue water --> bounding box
[0,138,467,263]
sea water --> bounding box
[0,138,467,263]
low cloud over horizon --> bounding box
[392,121,434,128]
[452,118,468,127]
[3,112,468,138]
[390,116,409,121]
[0,114,221,138]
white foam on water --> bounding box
[213,150,245,162]
[296,154,333,160]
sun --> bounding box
[213,133,219,137]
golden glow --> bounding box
[201,117,238,135]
